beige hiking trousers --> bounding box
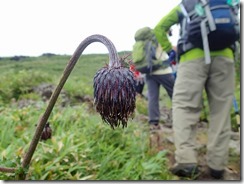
[172,56,235,170]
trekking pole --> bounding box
[232,96,240,133]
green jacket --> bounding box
[153,5,234,63]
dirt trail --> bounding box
[149,121,241,181]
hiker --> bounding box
[132,27,175,131]
[154,0,240,179]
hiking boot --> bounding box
[170,163,200,178]
[163,121,172,128]
[149,124,161,132]
[209,167,224,179]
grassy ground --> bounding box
[0,53,240,180]
[0,53,176,180]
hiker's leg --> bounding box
[173,58,207,164]
[158,73,175,99]
[135,81,144,95]
[205,56,235,170]
[146,75,160,124]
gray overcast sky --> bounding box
[0,0,181,57]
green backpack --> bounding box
[132,27,162,74]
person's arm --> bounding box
[154,5,182,53]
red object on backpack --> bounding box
[130,64,140,78]
[171,60,177,65]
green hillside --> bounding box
[0,52,240,180]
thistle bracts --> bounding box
[93,62,136,128]
[40,122,52,141]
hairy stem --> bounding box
[19,34,120,179]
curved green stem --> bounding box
[19,34,120,179]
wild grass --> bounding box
[0,53,176,180]
[0,104,174,180]
[0,53,240,180]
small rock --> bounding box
[229,140,240,155]
[231,132,240,141]
[165,136,174,144]
[161,126,173,134]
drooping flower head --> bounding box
[93,59,136,128]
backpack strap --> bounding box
[200,0,216,32]
[178,2,197,55]
[198,0,215,64]
[201,19,211,64]
[145,41,153,73]
[180,3,190,23]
